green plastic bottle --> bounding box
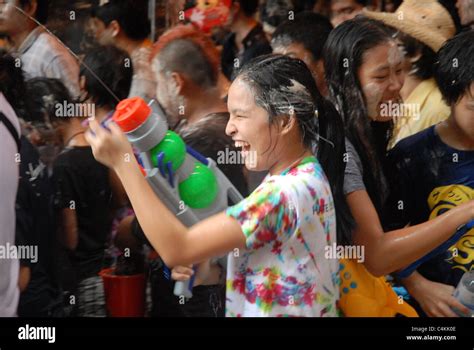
[150,131,186,174]
[179,162,218,209]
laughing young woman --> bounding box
[85,55,351,317]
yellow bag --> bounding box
[338,258,418,317]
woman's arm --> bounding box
[116,215,221,286]
[113,156,245,267]
[347,190,473,276]
[86,120,246,267]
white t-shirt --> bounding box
[0,93,20,317]
[225,156,339,317]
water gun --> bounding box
[397,219,474,279]
[111,97,244,298]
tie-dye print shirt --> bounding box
[225,156,339,317]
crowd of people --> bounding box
[0,0,473,318]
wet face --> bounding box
[330,0,364,27]
[358,41,405,121]
[452,83,474,141]
[456,0,474,26]
[226,78,280,171]
[23,120,58,146]
[0,0,29,35]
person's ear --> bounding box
[79,75,86,91]
[314,59,325,78]
[25,0,38,19]
[170,72,185,96]
[108,20,120,38]
[279,114,297,135]
[78,75,90,103]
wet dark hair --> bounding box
[271,12,333,62]
[324,17,394,217]
[393,31,436,80]
[435,30,474,106]
[80,45,133,109]
[19,0,48,25]
[24,77,73,125]
[236,54,354,245]
[0,49,28,119]
[91,0,150,41]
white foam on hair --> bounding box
[265,79,314,116]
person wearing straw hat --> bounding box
[364,0,456,149]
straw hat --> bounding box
[363,0,455,52]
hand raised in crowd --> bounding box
[131,47,153,78]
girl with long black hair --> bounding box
[324,17,473,279]
[84,54,351,317]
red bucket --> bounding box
[100,268,146,317]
